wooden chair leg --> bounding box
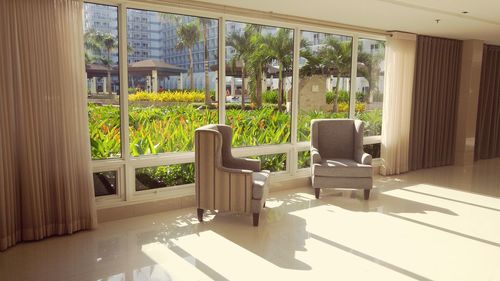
[253,213,260,227]
[314,188,320,199]
[364,189,370,200]
[197,208,204,222]
[263,201,266,208]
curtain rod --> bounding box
[130,0,391,37]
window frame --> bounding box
[84,0,386,209]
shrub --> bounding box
[338,90,350,103]
[128,90,206,103]
[136,163,194,189]
[357,108,382,136]
[356,91,366,102]
[262,90,278,104]
[326,90,349,104]
[88,103,383,187]
[337,102,349,112]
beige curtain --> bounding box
[0,0,96,251]
[380,33,416,176]
[409,35,463,171]
[475,44,500,160]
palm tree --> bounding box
[84,28,101,64]
[176,22,200,90]
[263,28,293,110]
[319,37,352,112]
[101,34,118,95]
[84,29,117,94]
[357,43,385,103]
[226,28,255,109]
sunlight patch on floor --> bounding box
[291,204,500,281]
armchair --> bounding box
[195,124,270,226]
[310,119,373,199]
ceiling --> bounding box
[197,0,500,44]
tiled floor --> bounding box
[1,158,499,281]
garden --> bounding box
[89,89,382,189]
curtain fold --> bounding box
[0,0,96,251]
[475,44,500,160]
[380,33,416,176]
[409,35,463,171]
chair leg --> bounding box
[253,213,260,227]
[263,201,266,208]
[364,189,370,200]
[197,208,204,222]
[314,188,320,199]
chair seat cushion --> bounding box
[313,158,372,178]
[252,170,270,199]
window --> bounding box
[136,163,194,191]
[298,31,352,142]
[93,171,118,196]
[225,21,294,148]
[84,3,120,160]
[127,9,219,156]
[84,4,386,204]
[356,38,385,137]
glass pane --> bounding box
[225,21,293,147]
[356,38,385,136]
[93,171,117,196]
[127,9,219,156]
[136,163,195,191]
[84,3,121,159]
[297,150,311,169]
[298,31,352,142]
[248,153,287,172]
[364,143,381,159]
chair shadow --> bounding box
[132,184,461,276]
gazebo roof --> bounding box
[85,60,187,78]
[129,59,186,76]
[85,64,118,77]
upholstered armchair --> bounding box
[310,119,373,199]
[195,124,270,226]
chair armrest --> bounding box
[311,148,322,164]
[218,166,254,175]
[355,150,372,165]
[229,157,261,172]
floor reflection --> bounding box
[1,159,499,281]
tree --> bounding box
[226,28,255,109]
[263,28,293,110]
[246,29,272,107]
[318,37,352,112]
[357,42,385,103]
[161,15,211,104]
[84,29,117,95]
[176,22,200,90]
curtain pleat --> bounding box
[0,0,96,251]
[409,35,463,171]
[475,45,500,160]
[380,33,416,175]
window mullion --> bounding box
[118,3,132,200]
[290,27,301,175]
[218,16,226,124]
[349,35,358,119]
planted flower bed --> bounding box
[89,91,382,189]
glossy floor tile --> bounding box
[1,158,499,281]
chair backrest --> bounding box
[311,119,363,159]
[195,124,249,212]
